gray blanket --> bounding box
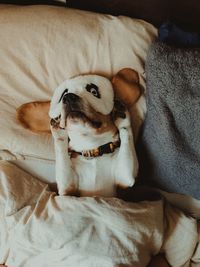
[138,42,200,199]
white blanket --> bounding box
[0,162,198,267]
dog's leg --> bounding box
[51,119,78,196]
[113,109,138,188]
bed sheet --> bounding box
[10,159,55,184]
[0,161,199,267]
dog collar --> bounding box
[69,140,120,158]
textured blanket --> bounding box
[138,42,200,199]
[0,162,198,267]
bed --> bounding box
[0,2,200,267]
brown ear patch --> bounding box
[17,101,51,133]
[112,68,142,108]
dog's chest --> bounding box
[71,152,118,197]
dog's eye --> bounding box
[86,83,100,98]
[90,88,98,96]
[58,88,68,103]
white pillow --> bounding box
[0,5,157,161]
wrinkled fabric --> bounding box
[138,42,200,199]
[0,161,164,267]
[0,162,199,267]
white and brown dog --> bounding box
[17,68,142,197]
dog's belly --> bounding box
[72,153,117,197]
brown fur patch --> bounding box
[17,101,51,133]
[112,68,142,108]
[88,107,118,136]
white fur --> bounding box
[49,75,114,118]
[49,75,138,197]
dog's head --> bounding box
[17,68,142,135]
[49,75,115,133]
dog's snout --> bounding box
[63,93,80,104]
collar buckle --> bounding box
[82,148,100,158]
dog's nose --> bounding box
[63,93,80,104]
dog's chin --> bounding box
[67,111,102,129]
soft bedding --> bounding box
[0,161,198,267]
[138,42,200,200]
[0,4,156,162]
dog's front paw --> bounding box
[50,116,61,129]
[115,112,131,129]
[50,117,68,141]
[112,100,131,130]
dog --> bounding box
[48,74,140,196]
[17,68,142,197]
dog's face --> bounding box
[49,75,117,134]
[17,68,142,136]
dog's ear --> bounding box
[17,101,51,133]
[112,68,142,108]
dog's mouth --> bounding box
[67,110,102,129]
